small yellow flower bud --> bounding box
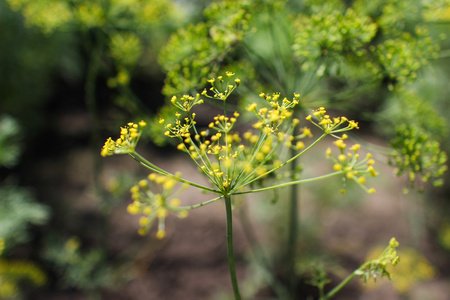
[143,206,152,215]
[247,103,257,111]
[138,228,147,236]
[178,211,188,218]
[296,141,305,150]
[127,203,140,215]
[130,185,139,193]
[139,217,149,226]
[157,208,168,218]
[156,230,166,239]
[351,144,361,151]
[170,199,181,206]
[138,180,148,188]
[333,163,343,171]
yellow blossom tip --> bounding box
[156,230,166,239]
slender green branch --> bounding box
[232,171,343,195]
[130,152,220,194]
[85,30,105,200]
[322,262,370,300]
[225,196,241,300]
[288,152,299,299]
[171,195,224,211]
[232,133,328,193]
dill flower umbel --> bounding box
[127,173,189,239]
[101,121,147,156]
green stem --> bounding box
[238,204,290,299]
[171,195,224,211]
[225,195,241,300]
[233,171,343,195]
[85,30,104,201]
[232,133,328,193]
[287,153,298,299]
[129,152,219,193]
[322,263,368,300]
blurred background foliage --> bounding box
[1,0,450,299]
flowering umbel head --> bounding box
[127,173,188,239]
[202,71,240,101]
[306,107,359,135]
[389,124,447,192]
[358,238,400,283]
[326,138,378,194]
[163,76,309,194]
[101,121,147,156]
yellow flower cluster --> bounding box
[201,72,240,101]
[101,121,146,157]
[326,137,378,193]
[359,237,400,283]
[363,240,436,294]
[306,107,359,135]
[247,92,300,133]
[161,112,196,138]
[171,94,204,112]
[170,94,309,192]
[127,173,188,239]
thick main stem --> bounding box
[287,153,299,299]
[85,31,104,201]
[225,196,241,300]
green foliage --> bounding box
[0,114,50,299]
[0,187,49,248]
[293,8,377,66]
[159,0,251,96]
[0,115,49,249]
[390,125,448,191]
[0,2,77,132]
[43,236,114,292]
[157,0,449,190]
[7,0,175,34]
[6,0,178,121]
[0,116,22,168]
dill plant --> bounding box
[155,1,449,295]
[101,73,388,299]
